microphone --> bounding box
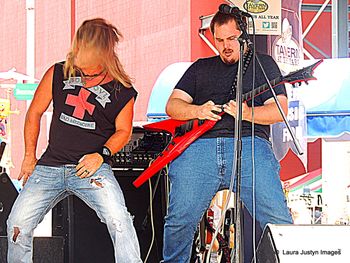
[218,3,254,49]
[219,3,252,18]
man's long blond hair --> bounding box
[64,18,132,87]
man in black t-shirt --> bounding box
[163,10,293,263]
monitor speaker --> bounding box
[52,169,167,263]
[0,172,18,236]
[254,224,350,263]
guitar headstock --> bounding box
[283,59,323,86]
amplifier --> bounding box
[112,126,170,169]
[0,172,18,236]
[52,169,167,263]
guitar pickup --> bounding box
[198,120,205,126]
[175,121,194,136]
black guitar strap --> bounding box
[228,48,254,100]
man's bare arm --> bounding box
[166,89,222,121]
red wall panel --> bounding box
[301,7,332,58]
[35,0,71,77]
[0,1,26,73]
[75,0,191,121]
[190,0,223,60]
[0,1,27,179]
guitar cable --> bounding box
[250,16,257,263]
[143,163,170,263]
[143,159,158,263]
[143,175,155,263]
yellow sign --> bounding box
[235,0,281,35]
[243,0,269,13]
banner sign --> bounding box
[235,0,282,35]
[270,0,303,74]
[271,84,307,169]
[268,0,307,170]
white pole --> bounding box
[331,0,339,58]
[26,0,35,81]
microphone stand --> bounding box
[231,12,255,263]
[232,13,303,263]
[237,15,303,154]
[253,56,303,154]
[232,37,245,263]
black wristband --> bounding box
[97,146,112,164]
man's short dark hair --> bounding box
[210,11,243,35]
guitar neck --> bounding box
[242,76,283,102]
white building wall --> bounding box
[322,139,350,224]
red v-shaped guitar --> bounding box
[133,60,323,188]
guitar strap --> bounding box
[228,48,254,100]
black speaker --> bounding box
[254,224,350,262]
[0,236,64,263]
[0,172,18,236]
[52,169,167,263]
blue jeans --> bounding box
[7,163,142,263]
[163,136,292,263]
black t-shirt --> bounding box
[175,53,287,140]
[37,62,137,166]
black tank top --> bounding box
[37,62,137,166]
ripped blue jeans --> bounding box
[7,163,142,263]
